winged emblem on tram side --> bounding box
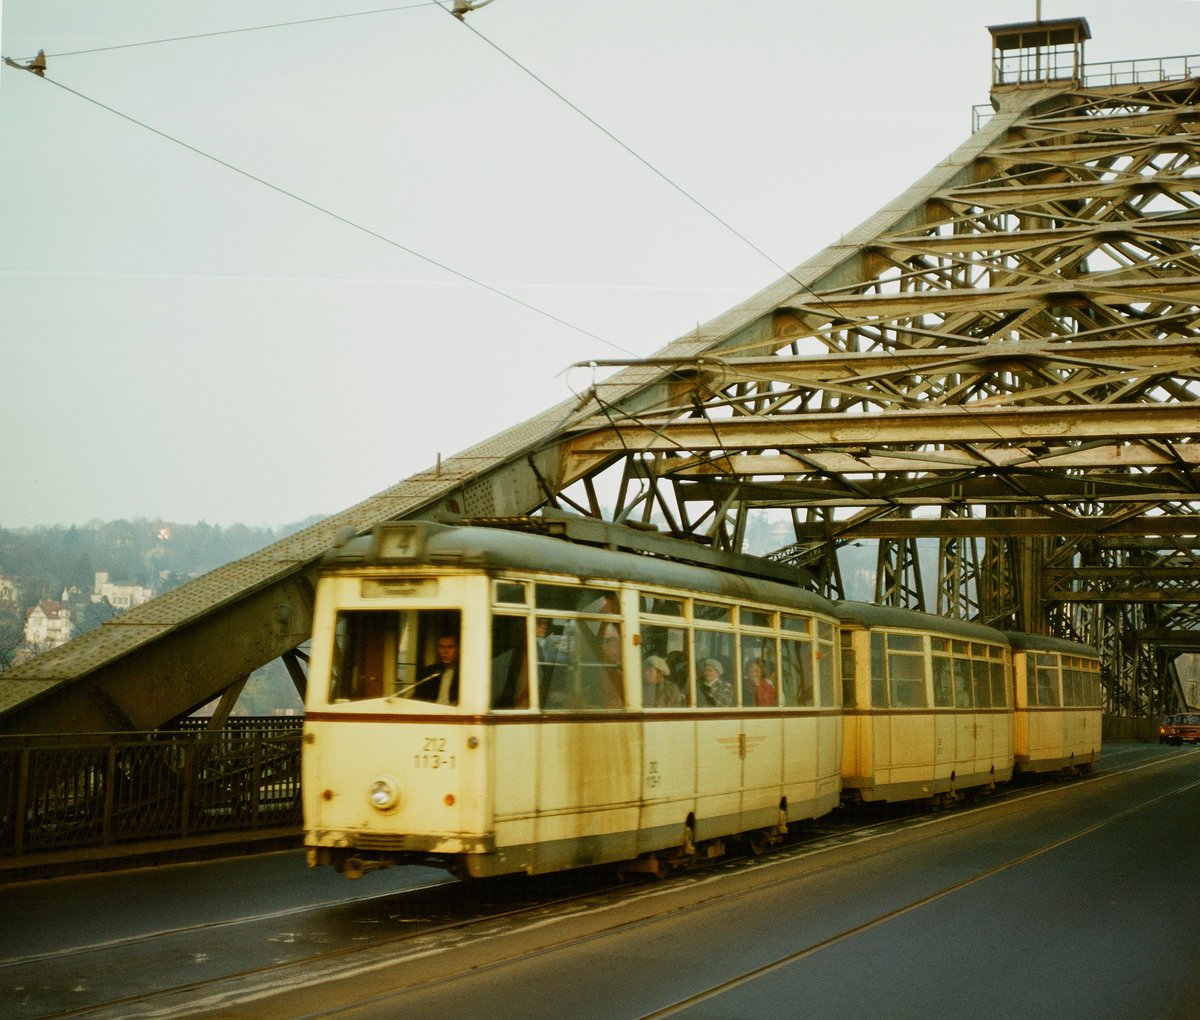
[716,734,768,759]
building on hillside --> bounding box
[24,600,73,653]
[92,571,155,611]
[0,574,21,604]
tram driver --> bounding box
[413,632,460,705]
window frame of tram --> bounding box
[328,607,463,704]
[639,594,690,710]
[1032,652,1062,708]
[489,579,624,711]
[871,632,1010,710]
[487,580,836,714]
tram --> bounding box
[838,602,1017,804]
[302,514,843,879]
[302,514,1104,879]
[1005,631,1102,775]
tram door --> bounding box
[637,617,699,854]
[693,621,745,841]
[531,596,639,871]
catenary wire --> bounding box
[23,4,439,60]
[24,72,640,360]
[431,2,1020,453]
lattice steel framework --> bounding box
[543,46,1200,725]
[4,23,1199,734]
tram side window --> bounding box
[741,635,778,707]
[780,637,813,707]
[817,621,837,707]
[869,633,887,707]
[1063,658,1081,706]
[972,655,991,708]
[1035,654,1060,706]
[490,614,530,710]
[886,633,926,708]
[990,652,1009,708]
[1088,660,1102,706]
[931,639,954,707]
[641,624,690,708]
[329,609,460,703]
[840,632,856,709]
[537,616,625,710]
[534,585,623,710]
[696,629,736,707]
[953,652,972,707]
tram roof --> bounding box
[1002,631,1099,658]
[324,520,837,617]
[836,601,1011,643]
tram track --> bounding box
[11,744,1187,1019]
[247,746,1200,1018]
[4,802,956,1019]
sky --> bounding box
[3,0,1200,530]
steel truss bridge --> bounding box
[3,18,1199,739]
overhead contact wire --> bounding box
[24,73,639,360]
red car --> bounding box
[1159,713,1200,746]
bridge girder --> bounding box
[5,65,1200,731]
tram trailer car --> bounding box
[837,603,1103,805]
[303,519,844,880]
[1005,631,1102,775]
[838,602,1015,805]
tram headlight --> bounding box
[368,776,401,812]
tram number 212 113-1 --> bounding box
[416,736,456,770]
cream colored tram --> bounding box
[838,603,1015,804]
[303,516,843,879]
[1005,632,1102,775]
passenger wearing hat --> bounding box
[643,654,685,708]
[698,657,734,707]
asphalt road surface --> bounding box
[3,741,1198,1019]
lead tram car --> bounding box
[302,514,844,879]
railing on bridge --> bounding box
[0,719,301,863]
[973,52,1200,132]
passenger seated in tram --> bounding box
[642,655,686,709]
[698,658,734,707]
[412,632,460,705]
[535,617,565,679]
[744,657,777,707]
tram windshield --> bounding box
[329,609,462,704]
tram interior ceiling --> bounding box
[3,19,1200,741]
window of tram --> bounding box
[972,656,991,708]
[1088,660,1101,705]
[817,621,837,707]
[328,609,461,704]
[840,631,857,708]
[1034,653,1060,706]
[869,633,887,707]
[740,609,778,707]
[953,653,972,707]
[741,643,778,706]
[696,629,736,707]
[931,638,954,707]
[490,614,530,709]
[886,632,926,708]
[989,648,1008,707]
[780,636,813,706]
[1063,657,1082,706]
[535,584,623,709]
[640,623,690,708]
[780,615,813,707]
